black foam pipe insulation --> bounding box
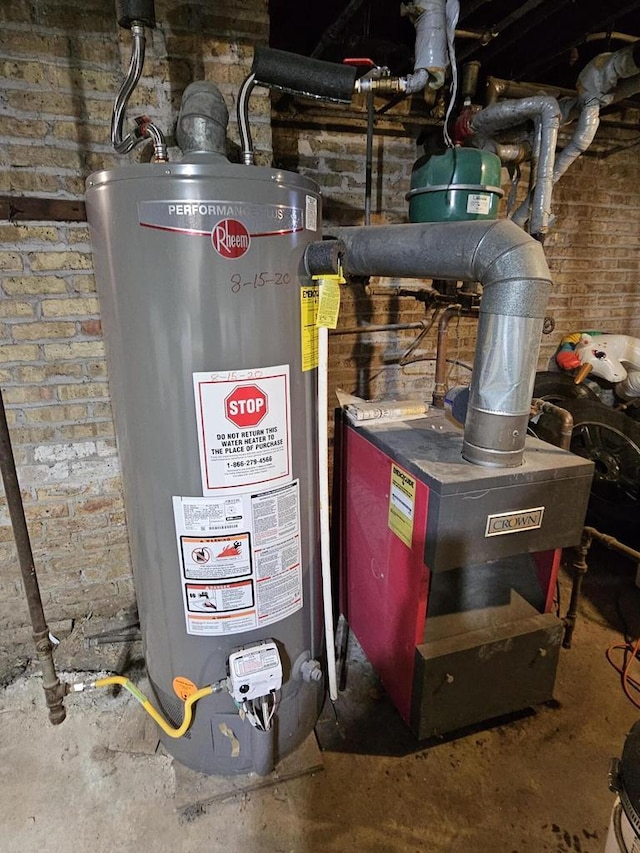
[116,0,156,29]
[251,46,356,103]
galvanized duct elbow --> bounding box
[329,219,552,467]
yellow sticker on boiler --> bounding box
[388,463,416,548]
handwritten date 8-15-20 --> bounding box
[230,272,291,293]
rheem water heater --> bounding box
[86,149,325,775]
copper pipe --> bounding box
[530,398,574,451]
[330,321,427,336]
[585,32,639,45]
[433,306,479,408]
[485,75,576,105]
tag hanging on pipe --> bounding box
[315,270,345,329]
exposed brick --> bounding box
[44,341,105,359]
[2,275,68,295]
[13,320,75,341]
[0,253,23,271]
[0,344,39,363]
[57,381,109,400]
[28,252,93,272]
[41,297,100,317]
[0,300,35,318]
[7,0,636,638]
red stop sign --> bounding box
[224,385,268,428]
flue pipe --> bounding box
[309,219,551,467]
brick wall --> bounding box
[0,0,270,636]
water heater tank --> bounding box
[85,156,324,775]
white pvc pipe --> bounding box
[318,325,338,701]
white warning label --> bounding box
[193,366,292,494]
[173,481,303,636]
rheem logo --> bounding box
[211,219,250,259]
[224,385,268,428]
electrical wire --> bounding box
[606,636,640,711]
[443,0,460,148]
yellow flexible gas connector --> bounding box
[94,675,216,739]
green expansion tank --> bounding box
[408,148,503,223]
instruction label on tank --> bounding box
[251,482,303,626]
[300,285,319,371]
[193,365,292,494]
[388,463,416,548]
[173,482,302,636]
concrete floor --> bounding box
[1,543,639,853]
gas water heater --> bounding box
[86,92,326,775]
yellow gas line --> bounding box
[84,675,216,739]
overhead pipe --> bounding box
[307,219,552,468]
[485,76,575,106]
[470,96,561,240]
[479,47,640,232]
[238,47,357,165]
[401,0,455,93]
[355,0,459,97]
[553,43,640,182]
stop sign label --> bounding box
[224,385,268,428]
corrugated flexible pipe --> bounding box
[308,219,551,468]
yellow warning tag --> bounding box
[173,676,198,701]
[300,284,319,371]
[314,273,345,329]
